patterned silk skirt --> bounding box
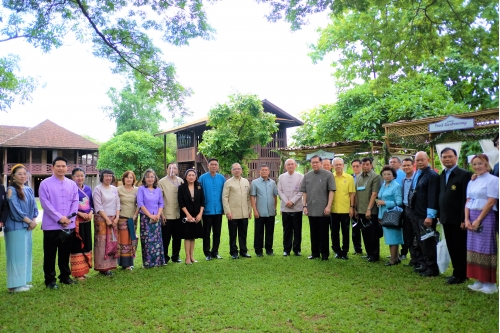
[140,213,165,268]
[117,216,138,268]
[70,217,93,277]
[467,209,497,283]
[94,215,117,272]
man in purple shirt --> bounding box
[39,156,79,289]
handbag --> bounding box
[380,206,403,228]
[104,225,119,260]
[436,223,450,274]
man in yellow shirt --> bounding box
[331,158,355,260]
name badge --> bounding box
[357,186,366,191]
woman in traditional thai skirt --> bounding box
[137,169,165,268]
[117,170,139,270]
[93,169,120,276]
[465,154,499,294]
[178,169,204,264]
[4,164,38,292]
[70,167,94,280]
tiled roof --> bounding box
[0,120,99,149]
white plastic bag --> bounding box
[436,223,450,274]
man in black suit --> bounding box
[0,179,8,230]
[406,151,440,277]
[438,147,472,284]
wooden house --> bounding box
[1,120,99,195]
[155,99,303,181]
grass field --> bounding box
[0,213,497,333]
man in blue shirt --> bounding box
[199,158,226,261]
[251,164,278,256]
[389,156,406,186]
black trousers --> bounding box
[442,223,467,279]
[360,216,380,260]
[43,229,74,285]
[254,216,275,254]
[400,208,416,260]
[228,218,248,255]
[407,207,438,273]
[308,216,330,258]
[202,214,223,257]
[161,218,182,262]
[282,211,302,254]
[331,213,350,256]
[351,221,363,254]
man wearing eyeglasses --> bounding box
[222,163,252,259]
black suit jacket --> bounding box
[178,183,205,219]
[438,167,472,224]
[0,185,9,224]
[412,166,440,219]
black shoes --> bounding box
[172,258,182,263]
[46,282,58,290]
[61,278,78,284]
[361,255,369,259]
[283,252,290,256]
[241,253,251,258]
[385,260,401,266]
[266,252,274,256]
[420,269,439,277]
[447,276,467,284]
[334,254,342,259]
[231,254,239,259]
[307,255,317,260]
[99,271,113,277]
[413,265,426,273]
[206,255,212,261]
[256,253,264,257]
[321,257,329,261]
[294,252,301,256]
[213,254,223,259]
[367,257,379,263]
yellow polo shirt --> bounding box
[331,172,355,213]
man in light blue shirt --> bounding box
[390,156,406,186]
[199,158,226,261]
[251,164,278,256]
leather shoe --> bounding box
[231,254,239,259]
[214,254,223,259]
[414,265,426,273]
[361,255,369,259]
[341,256,349,260]
[334,254,342,259]
[172,258,182,263]
[46,282,58,290]
[447,276,467,285]
[283,252,290,256]
[307,255,317,260]
[61,278,78,284]
[256,253,264,257]
[385,261,401,266]
[367,257,379,263]
[241,253,251,258]
[266,252,274,256]
[420,269,439,277]
[294,252,301,256]
[205,255,212,261]
[321,257,329,261]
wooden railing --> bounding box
[5,163,98,175]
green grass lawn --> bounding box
[0,214,497,333]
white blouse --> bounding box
[466,173,499,211]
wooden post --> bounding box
[429,133,435,169]
[163,134,167,174]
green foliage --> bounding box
[0,216,498,332]
[293,74,468,145]
[97,130,170,179]
[1,0,214,111]
[198,92,279,175]
[0,54,37,111]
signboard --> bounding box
[306,149,335,161]
[428,116,474,133]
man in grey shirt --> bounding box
[300,155,336,260]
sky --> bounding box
[1,1,337,142]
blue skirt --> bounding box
[5,228,32,289]
[383,226,403,245]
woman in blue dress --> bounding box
[377,165,403,266]
[4,164,38,292]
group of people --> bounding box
[0,142,498,294]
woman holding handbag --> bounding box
[377,165,403,266]
[93,169,120,276]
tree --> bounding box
[0,54,38,111]
[97,131,172,180]
[1,0,215,113]
[198,92,279,175]
[292,74,468,145]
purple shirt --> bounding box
[137,186,164,215]
[39,175,79,230]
